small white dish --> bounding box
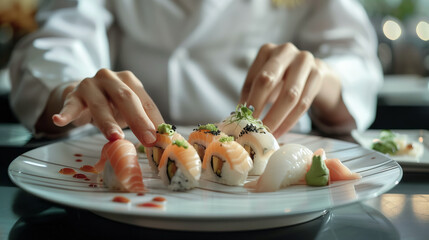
[8,128,402,231]
[351,129,428,172]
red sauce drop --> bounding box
[74,154,83,157]
[80,165,97,173]
[137,193,145,196]
[112,196,130,203]
[137,202,163,208]
[89,184,97,187]
[75,159,83,162]
[59,168,77,175]
[73,173,87,179]
[152,196,166,202]
[84,178,90,181]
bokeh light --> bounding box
[383,19,402,40]
[416,21,429,41]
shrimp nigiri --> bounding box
[202,136,253,186]
[158,139,201,191]
[94,139,145,193]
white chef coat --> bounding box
[9,0,383,137]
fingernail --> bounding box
[107,129,124,141]
[142,130,156,144]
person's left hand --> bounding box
[239,42,332,137]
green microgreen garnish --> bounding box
[219,136,234,143]
[157,123,176,136]
[224,104,265,129]
[172,139,188,149]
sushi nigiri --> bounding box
[236,124,279,175]
[146,123,183,173]
[94,139,145,193]
[245,144,313,192]
[188,124,225,161]
[202,136,253,186]
[217,104,265,139]
[158,139,201,191]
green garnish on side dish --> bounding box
[225,104,266,129]
[172,139,188,149]
[306,155,329,186]
[157,123,176,136]
[371,130,398,155]
[219,136,234,143]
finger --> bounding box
[52,93,85,127]
[273,68,323,138]
[239,43,274,104]
[97,70,157,146]
[245,44,298,118]
[78,79,125,141]
[262,51,313,132]
[110,103,128,128]
[117,71,164,126]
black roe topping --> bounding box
[239,124,266,137]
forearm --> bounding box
[35,81,79,135]
[311,60,355,129]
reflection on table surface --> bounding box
[2,175,429,239]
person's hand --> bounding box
[240,43,343,137]
[52,69,164,146]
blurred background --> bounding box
[0,0,428,131]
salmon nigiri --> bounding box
[188,124,225,161]
[94,139,145,193]
[146,123,183,173]
[158,139,201,191]
[202,136,253,186]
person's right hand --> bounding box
[52,69,164,146]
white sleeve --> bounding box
[296,0,383,133]
[9,0,112,135]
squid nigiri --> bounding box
[245,144,313,192]
[146,123,183,173]
[188,124,225,161]
[94,139,145,193]
[158,139,201,191]
[202,136,253,186]
[236,124,279,175]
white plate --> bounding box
[351,129,428,172]
[8,127,402,231]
